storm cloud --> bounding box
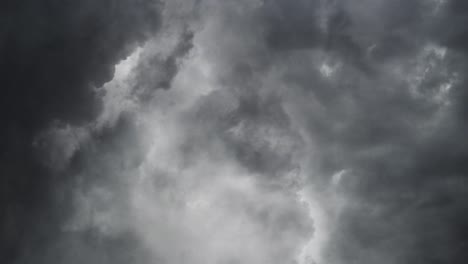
[2,1,468,264]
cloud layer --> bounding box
[2,1,468,264]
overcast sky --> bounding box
[2,1,468,264]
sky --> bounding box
[1,0,468,263]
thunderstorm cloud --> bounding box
[2,1,468,264]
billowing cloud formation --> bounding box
[1,0,161,262]
[3,1,468,264]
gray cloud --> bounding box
[3,1,468,264]
[1,0,161,262]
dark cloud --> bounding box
[174,1,468,262]
[3,0,468,264]
[0,0,161,262]
[134,28,194,94]
[252,1,468,263]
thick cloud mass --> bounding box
[2,0,468,264]
[0,0,161,262]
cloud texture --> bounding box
[2,1,468,264]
